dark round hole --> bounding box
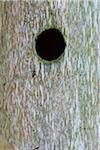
[35,28,66,61]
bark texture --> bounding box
[0,0,100,150]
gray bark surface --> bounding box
[0,0,100,150]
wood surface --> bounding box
[0,0,100,149]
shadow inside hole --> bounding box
[35,28,66,61]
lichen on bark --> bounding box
[0,0,100,150]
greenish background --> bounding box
[0,0,99,149]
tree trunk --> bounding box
[0,0,99,150]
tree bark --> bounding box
[0,0,99,150]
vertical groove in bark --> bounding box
[0,0,100,150]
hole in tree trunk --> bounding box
[35,28,66,61]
